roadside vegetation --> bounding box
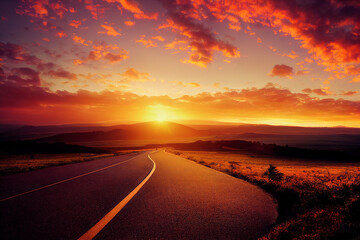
[0,153,116,175]
[0,140,147,175]
[167,149,360,240]
[0,140,114,175]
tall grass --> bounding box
[0,153,115,175]
[167,149,360,239]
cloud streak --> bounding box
[1,81,359,125]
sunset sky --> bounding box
[0,0,360,127]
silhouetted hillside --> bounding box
[0,124,129,141]
[207,124,360,135]
[37,122,208,142]
[123,122,204,138]
[0,140,108,155]
[146,140,350,161]
[2,122,360,142]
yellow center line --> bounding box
[77,153,156,240]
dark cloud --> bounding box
[170,0,360,77]
[342,91,358,96]
[0,42,42,66]
[158,0,239,67]
[0,41,63,73]
[0,67,5,81]
[47,69,77,80]
[270,64,293,78]
[312,89,329,96]
[6,67,41,87]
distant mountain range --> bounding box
[35,122,206,142]
[1,121,360,144]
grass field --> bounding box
[167,149,360,240]
[0,151,138,175]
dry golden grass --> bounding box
[167,150,360,188]
[0,153,116,175]
[167,149,360,240]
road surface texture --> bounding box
[0,150,277,240]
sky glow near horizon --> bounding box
[0,0,360,127]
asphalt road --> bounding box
[0,150,277,240]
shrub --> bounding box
[264,164,284,181]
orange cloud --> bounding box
[152,36,165,42]
[16,0,48,19]
[124,20,135,26]
[69,20,82,28]
[278,51,298,59]
[270,64,293,78]
[164,40,188,52]
[74,42,128,64]
[98,24,121,36]
[169,81,201,88]
[302,88,332,96]
[342,91,358,96]
[136,35,157,48]
[351,76,360,83]
[120,68,151,83]
[312,89,330,96]
[72,35,89,46]
[49,2,68,19]
[116,0,158,20]
[1,82,360,126]
[296,70,309,76]
[213,82,221,88]
[85,1,105,20]
[56,31,67,38]
[189,82,200,87]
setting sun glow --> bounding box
[148,105,172,122]
[0,0,359,127]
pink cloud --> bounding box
[270,64,294,78]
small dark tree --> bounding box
[264,164,284,181]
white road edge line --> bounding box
[77,153,156,240]
[0,154,141,203]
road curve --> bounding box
[0,150,277,240]
[95,150,278,240]
[0,152,153,240]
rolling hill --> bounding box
[37,122,208,143]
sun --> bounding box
[146,104,187,123]
[155,109,167,122]
[147,104,170,122]
[147,104,184,123]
